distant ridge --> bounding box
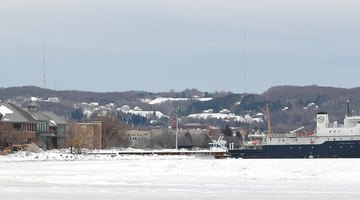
[1,85,360,133]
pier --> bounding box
[87,150,228,158]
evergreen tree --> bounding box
[71,108,85,122]
[223,124,233,136]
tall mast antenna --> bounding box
[43,42,46,89]
[243,32,247,93]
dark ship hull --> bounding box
[229,140,360,158]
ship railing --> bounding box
[267,133,297,138]
[267,132,316,138]
[326,124,344,128]
[241,145,263,150]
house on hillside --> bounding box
[0,103,37,151]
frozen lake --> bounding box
[1,154,360,200]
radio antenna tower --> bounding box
[43,42,46,89]
[243,32,247,93]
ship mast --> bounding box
[266,104,273,135]
[258,103,273,135]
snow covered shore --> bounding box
[1,151,360,200]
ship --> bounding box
[229,101,360,158]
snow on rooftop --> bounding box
[0,105,14,115]
[50,120,57,127]
[30,97,40,102]
[120,105,131,111]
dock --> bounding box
[87,150,228,158]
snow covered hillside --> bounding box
[146,97,212,105]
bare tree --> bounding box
[66,123,93,154]
[150,129,175,149]
[92,115,128,149]
[0,123,14,151]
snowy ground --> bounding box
[1,151,360,200]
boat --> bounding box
[229,101,360,158]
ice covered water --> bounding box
[1,154,360,200]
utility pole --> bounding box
[175,115,178,150]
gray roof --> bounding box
[0,103,36,123]
[0,103,67,126]
[29,111,51,121]
[41,111,67,125]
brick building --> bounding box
[0,102,67,151]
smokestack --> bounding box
[346,100,351,117]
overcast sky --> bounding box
[1,0,360,94]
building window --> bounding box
[13,123,21,131]
[5,141,12,147]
